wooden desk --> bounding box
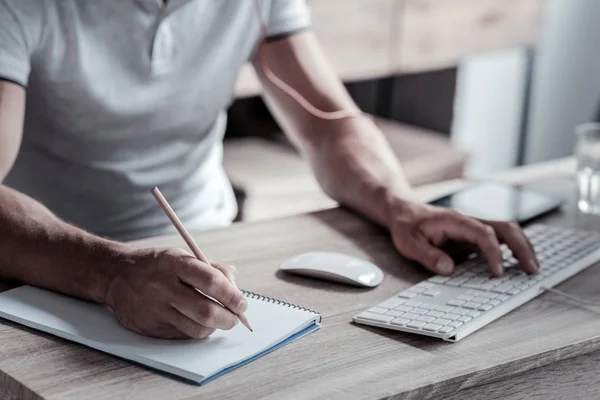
[2,158,600,400]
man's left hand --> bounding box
[389,202,539,277]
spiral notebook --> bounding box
[0,285,321,384]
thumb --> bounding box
[405,238,455,276]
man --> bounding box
[0,0,538,340]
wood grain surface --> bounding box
[3,165,600,399]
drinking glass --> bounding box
[575,122,600,215]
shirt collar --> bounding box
[135,0,196,14]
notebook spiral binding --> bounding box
[241,290,321,317]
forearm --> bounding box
[255,32,415,228]
[0,185,129,304]
[303,117,415,228]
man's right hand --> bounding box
[105,247,248,340]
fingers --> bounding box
[492,221,539,274]
[170,282,240,330]
[398,236,455,276]
[421,213,504,277]
[176,259,248,316]
[166,307,216,339]
[210,262,237,286]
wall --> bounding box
[524,0,600,163]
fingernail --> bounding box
[435,258,453,275]
[529,258,539,273]
[494,263,504,277]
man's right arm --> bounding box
[0,81,247,339]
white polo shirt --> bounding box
[0,0,310,241]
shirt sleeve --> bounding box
[0,0,38,87]
[266,0,311,39]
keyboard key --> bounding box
[412,308,429,315]
[467,311,481,318]
[507,289,521,295]
[402,312,419,320]
[378,298,406,309]
[406,320,427,329]
[448,299,465,307]
[457,295,474,301]
[423,290,440,297]
[358,312,394,323]
[422,323,443,332]
[478,304,493,311]
[436,306,454,313]
[398,292,417,299]
[395,305,414,312]
[419,303,437,310]
[472,297,489,303]
[426,310,444,318]
[408,287,425,294]
[463,302,482,309]
[458,316,472,323]
[385,310,405,317]
[467,277,490,285]
[417,282,435,289]
[429,276,450,284]
[404,300,422,307]
[447,321,463,328]
[416,315,436,323]
[438,326,454,334]
[517,283,532,290]
[480,292,498,299]
[433,318,452,325]
[491,285,514,294]
[462,283,496,291]
[443,313,461,320]
[487,300,501,306]
[497,295,510,302]
[453,308,470,315]
[369,307,388,314]
[446,277,470,286]
[509,276,529,284]
[391,318,410,326]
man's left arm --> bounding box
[253,32,538,277]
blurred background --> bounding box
[223,0,600,222]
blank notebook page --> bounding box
[0,286,320,383]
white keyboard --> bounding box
[353,224,600,342]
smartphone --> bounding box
[429,182,565,223]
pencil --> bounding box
[151,187,253,332]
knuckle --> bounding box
[508,221,521,231]
[163,247,187,259]
[483,225,496,239]
[201,303,219,324]
[447,209,462,219]
[204,269,221,287]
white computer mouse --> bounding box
[279,252,384,288]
